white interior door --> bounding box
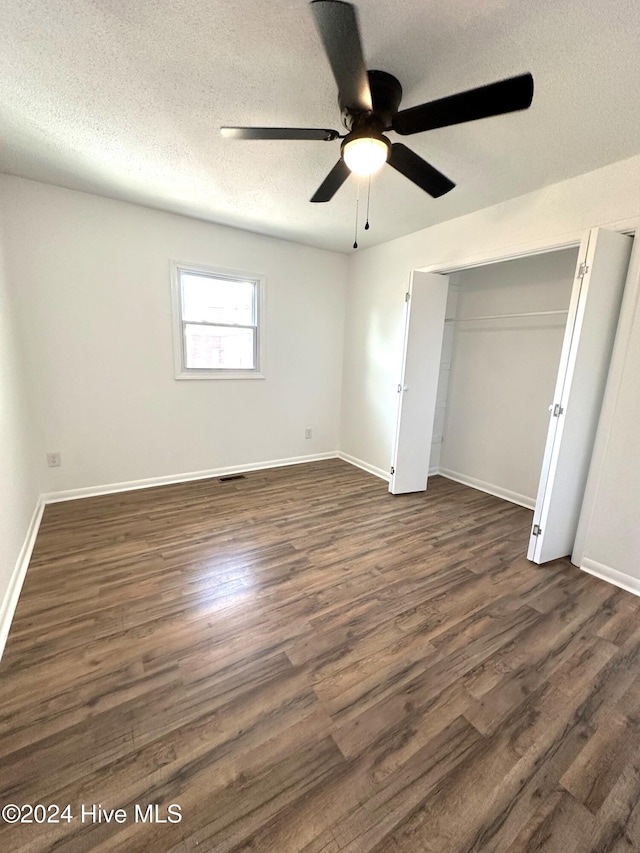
[390,270,449,494]
[528,228,632,564]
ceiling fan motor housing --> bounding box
[340,70,403,132]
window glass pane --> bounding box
[181,273,255,325]
[184,324,255,370]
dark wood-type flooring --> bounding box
[3,459,640,852]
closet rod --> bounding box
[444,309,568,324]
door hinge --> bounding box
[578,262,589,279]
[552,403,564,417]
[405,291,410,302]
[397,384,402,393]
[532,524,542,536]
[390,466,395,475]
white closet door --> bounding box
[528,228,632,564]
[389,270,449,494]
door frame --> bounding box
[415,235,582,278]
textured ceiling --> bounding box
[1,0,640,253]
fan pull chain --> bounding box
[365,174,371,230]
[353,177,360,249]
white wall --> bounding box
[0,214,39,647]
[0,175,348,495]
[439,249,577,505]
[341,153,640,584]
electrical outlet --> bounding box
[47,452,61,468]
[305,427,312,439]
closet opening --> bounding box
[431,247,579,513]
[390,228,633,566]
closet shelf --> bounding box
[444,309,568,324]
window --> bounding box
[171,262,265,379]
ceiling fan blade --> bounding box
[221,127,339,141]
[310,159,351,202]
[310,0,372,112]
[388,144,455,198]
[393,73,534,136]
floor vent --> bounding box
[218,474,247,482]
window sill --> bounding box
[175,370,266,381]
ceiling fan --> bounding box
[221,0,534,203]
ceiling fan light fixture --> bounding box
[342,134,389,176]
[222,3,534,206]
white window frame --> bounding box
[170,261,266,380]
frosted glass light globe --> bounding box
[343,136,389,176]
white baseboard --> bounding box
[42,452,340,503]
[0,498,45,661]
[581,557,640,598]
[337,452,390,482]
[438,467,536,510]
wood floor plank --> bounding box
[503,790,597,852]
[2,460,640,851]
